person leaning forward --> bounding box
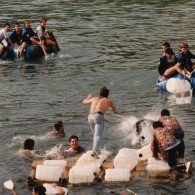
[82,87,117,159]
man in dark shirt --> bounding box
[10,22,22,47]
[19,20,40,57]
[177,42,195,73]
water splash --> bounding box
[8,134,53,149]
[116,111,160,146]
[45,144,62,159]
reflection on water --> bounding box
[0,0,195,194]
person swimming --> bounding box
[48,120,65,138]
[18,138,35,157]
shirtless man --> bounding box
[48,120,65,138]
[82,87,117,158]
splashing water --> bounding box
[45,144,62,159]
[8,134,53,149]
[116,111,161,146]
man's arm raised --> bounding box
[82,94,93,104]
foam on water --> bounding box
[8,134,53,149]
[45,144,62,158]
[116,111,160,146]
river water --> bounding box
[0,0,195,194]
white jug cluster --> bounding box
[35,160,67,182]
[105,144,171,182]
[69,150,111,184]
[105,148,137,182]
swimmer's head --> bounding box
[33,185,46,195]
[54,121,64,132]
[24,139,35,150]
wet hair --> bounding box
[33,185,46,195]
[40,17,47,23]
[165,47,174,55]
[100,87,109,98]
[24,139,35,150]
[180,42,188,49]
[152,121,163,129]
[54,120,64,131]
[161,42,170,49]
[161,109,170,116]
[69,135,79,143]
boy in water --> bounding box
[48,120,65,138]
[83,87,117,158]
[18,139,35,157]
[57,135,85,159]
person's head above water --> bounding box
[32,185,46,195]
[161,109,170,116]
[54,120,64,132]
[24,139,35,150]
[68,135,80,151]
[100,87,109,98]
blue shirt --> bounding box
[177,51,195,72]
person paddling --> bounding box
[83,87,117,159]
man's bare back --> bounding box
[83,95,116,114]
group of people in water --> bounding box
[4,37,194,193]
[158,41,195,81]
[0,18,60,59]
[6,85,191,194]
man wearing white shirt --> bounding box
[0,23,13,57]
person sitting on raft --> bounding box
[10,22,22,47]
[19,20,42,57]
[0,23,13,58]
[18,138,35,157]
[152,119,185,169]
[35,18,60,53]
[48,120,65,138]
[158,47,184,81]
[160,41,171,57]
[177,41,195,76]
[57,135,85,159]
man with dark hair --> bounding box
[18,138,35,157]
[58,135,85,158]
[0,23,13,57]
[83,87,117,158]
[161,41,170,57]
[10,22,22,47]
[48,120,65,137]
[152,109,186,169]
